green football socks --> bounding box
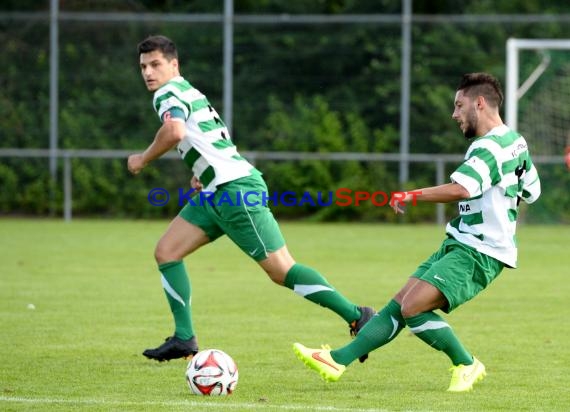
[284,263,360,324]
[331,299,405,365]
[405,311,473,366]
[158,260,193,340]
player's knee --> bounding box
[257,252,292,286]
[264,268,286,285]
[400,301,420,319]
[154,242,176,264]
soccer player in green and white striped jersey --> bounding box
[293,73,541,392]
[127,35,374,362]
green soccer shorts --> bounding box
[411,236,505,313]
[178,170,285,262]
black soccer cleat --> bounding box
[349,306,376,363]
[143,336,199,362]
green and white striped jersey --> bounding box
[448,124,541,268]
[152,76,255,192]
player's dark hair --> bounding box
[137,35,178,61]
[457,72,504,108]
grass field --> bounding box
[1,219,569,411]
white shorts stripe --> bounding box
[240,191,268,258]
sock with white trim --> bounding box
[405,311,472,365]
[158,260,193,340]
[331,299,405,366]
[284,263,360,323]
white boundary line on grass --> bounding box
[0,395,391,411]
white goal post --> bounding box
[505,38,570,136]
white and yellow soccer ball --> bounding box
[186,349,238,396]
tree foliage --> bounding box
[0,0,569,222]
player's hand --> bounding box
[391,190,423,214]
[191,176,203,192]
[390,192,409,214]
[391,200,406,214]
[127,154,146,175]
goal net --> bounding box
[506,39,570,156]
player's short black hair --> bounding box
[137,35,178,61]
[457,72,504,108]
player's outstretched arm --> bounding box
[128,119,185,175]
[391,183,470,214]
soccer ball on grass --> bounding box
[185,349,238,395]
